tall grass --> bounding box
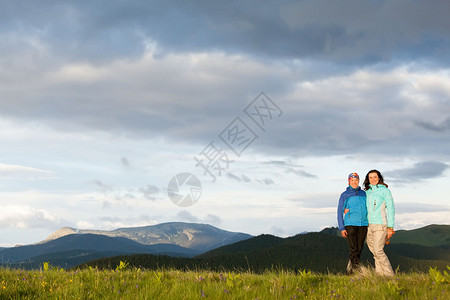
[0,264,448,299]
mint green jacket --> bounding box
[366,184,395,228]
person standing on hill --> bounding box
[337,172,368,274]
[363,169,395,277]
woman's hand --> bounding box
[387,227,395,239]
[341,230,348,237]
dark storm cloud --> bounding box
[414,116,450,132]
[2,0,450,65]
[0,0,146,63]
[385,161,449,181]
[1,0,450,161]
[278,0,450,63]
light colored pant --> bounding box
[367,224,394,277]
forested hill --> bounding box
[390,224,450,247]
[80,228,450,274]
[319,224,450,245]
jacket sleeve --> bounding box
[337,193,346,231]
[385,188,395,228]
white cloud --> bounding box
[0,163,55,180]
[0,205,65,229]
[76,220,95,230]
[396,212,450,230]
[176,210,199,223]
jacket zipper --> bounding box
[372,186,377,211]
[359,191,364,225]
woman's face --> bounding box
[368,172,380,185]
[349,178,359,189]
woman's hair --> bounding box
[363,169,388,190]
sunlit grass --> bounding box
[0,263,448,299]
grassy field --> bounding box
[0,263,448,299]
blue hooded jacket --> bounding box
[337,186,368,231]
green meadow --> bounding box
[0,263,448,299]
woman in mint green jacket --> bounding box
[363,170,395,277]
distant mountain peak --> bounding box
[42,222,253,252]
[40,227,78,244]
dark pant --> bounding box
[345,225,368,272]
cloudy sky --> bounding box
[1,0,450,246]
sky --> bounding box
[1,0,449,247]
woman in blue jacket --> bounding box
[363,169,395,277]
[337,172,368,274]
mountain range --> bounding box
[1,223,449,273]
[0,222,252,269]
[41,222,252,251]
[82,224,450,274]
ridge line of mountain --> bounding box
[1,223,448,271]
